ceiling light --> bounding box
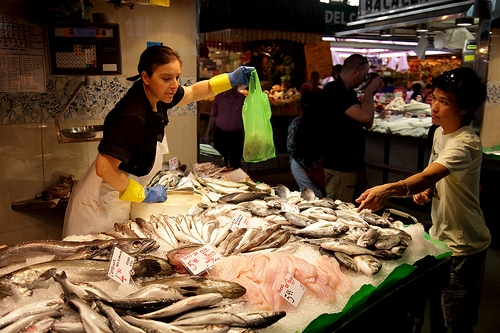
[380,29,393,37]
[456,17,474,27]
[415,24,429,33]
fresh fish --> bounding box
[217,228,247,256]
[177,324,230,333]
[139,276,246,299]
[158,215,179,248]
[95,301,147,333]
[359,211,393,227]
[353,255,382,275]
[232,227,262,253]
[170,312,247,327]
[297,198,337,210]
[87,290,179,311]
[138,293,224,319]
[234,311,287,329]
[0,267,55,298]
[50,320,85,333]
[0,298,65,329]
[53,270,109,300]
[126,284,186,300]
[293,221,349,238]
[172,300,247,321]
[374,234,403,250]
[300,188,316,201]
[233,224,281,254]
[163,215,204,245]
[332,251,358,272]
[114,221,141,238]
[280,212,314,228]
[0,310,60,333]
[320,239,378,256]
[66,293,113,333]
[20,315,56,333]
[247,230,291,252]
[218,192,269,204]
[0,238,159,268]
[122,315,187,333]
[356,228,379,247]
[274,184,291,199]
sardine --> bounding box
[66,293,113,333]
[139,276,246,299]
[0,298,65,329]
[353,255,382,275]
[0,238,159,268]
[138,293,224,319]
[96,301,146,333]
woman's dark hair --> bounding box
[128,45,182,81]
[432,67,487,124]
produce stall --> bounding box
[0,162,451,332]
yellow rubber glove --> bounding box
[209,66,255,94]
[119,178,146,203]
[208,73,232,94]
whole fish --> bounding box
[356,228,379,247]
[280,212,314,228]
[321,250,358,272]
[374,234,403,250]
[66,293,113,333]
[233,224,281,254]
[171,312,247,327]
[88,290,180,311]
[122,316,187,333]
[248,230,291,252]
[0,298,65,329]
[20,315,56,333]
[234,311,287,329]
[53,270,110,300]
[0,310,60,333]
[96,301,147,333]
[320,239,377,256]
[0,238,159,268]
[139,276,246,299]
[300,188,316,201]
[126,284,186,300]
[138,293,224,319]
[353,255,382,275]
[274,184,291,199]
[218,193,269,204]
[50,321,85,333]
[293,221,349,238]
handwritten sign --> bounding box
[108,247,135,284]
[180,244,222,275]
[230,210,249,231]
[277,273,306,307]
[169,156,179,170]
[303,41,333,81]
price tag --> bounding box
[108,247,135,284]
[281,202,299,214]
[418,113,426,119]
[277,273,306,307]
[169,156,179,170]
[405,112,413,118]
[230,210,249,231]
[180,244,222,275]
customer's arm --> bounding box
[345,76,383,128]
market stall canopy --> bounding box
[199,0,325,46]
[335,0,480,43]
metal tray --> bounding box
[61,125,104,138]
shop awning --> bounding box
[199,0,325,45]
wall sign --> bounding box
[359,0,445,18]
[320,3,358,36]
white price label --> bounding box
[281,202,299,214]
[277,273,306,307]
[230,211,249,231]
[108,247,135,284]
[180,244,222,275]
[169,156,179,170]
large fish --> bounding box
[0,298,65,329]
[139,276,246,299]
[0,257,173,298]
[1,311,60,333]
[138,293,224,319]
[0,238,159,268]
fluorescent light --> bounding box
[456,17,474,26]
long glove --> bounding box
[119,178,167,203]
[209,66,255,94]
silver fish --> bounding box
[232,227,262,253]
[178,325,230,333]
[218,193,269,204]
[374,234,403,250]
[172,300,247,321]
[139,276,247,299]
[247,230,291,252]
[87,290,180,311]
[293,221,349,238]
[356,228,379,247]
[233,224,281,254]
[51,321,85,333]
[332,251,358,272]
[300,188,316,201]
[53,271,109,300]
[218,228,247,256]
[0,310,60,333]
[274,184,291,199]
[320,239,378,256]
[96,300,147,333]
[0,238,159,268]
[353,255,382,275]
[126,284,186,300]
[122,316,187,333]
[171,312,247,327]
[0,298,65,329]
[20,316,56,333]
[280,212,314,228]
[138,293,224,319]
[235,311,287,329]
[66,293,113,333]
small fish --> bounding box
[0,310,60,333]
[53,271,110,300]
[247,230,291,252]
[235,311,287,329]
[356,228,379,247]
[138,293,224,319]
[126,284,186,300]
[96,301,146,333]
[66,293,113,333]
[50,320,85,333]
[87,290,179,311]
[280,212,314,228]
[353,255,382,275]
[320,239,377,256]
[0,298,65,329]
[139,276,246,299]
[293,221,349,238]
[233,224,281,254]
[332,251,358,272]
[218,192,269,204]
[171,312,247,327]
[122,316,187,333]
[374,234,403,250]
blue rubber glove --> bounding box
[228,66,255,86]
[143,184,167,203]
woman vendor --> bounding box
[63,45,253,237]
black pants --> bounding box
[214,127,244,169]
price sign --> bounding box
[230,210,249,231]
[108,247,135,284]
[169,156,179,170]
[418,113,426,119]
[180,244,222,275]
[281,202,299,214]
[277,273,306,307]
[405,112,413,118]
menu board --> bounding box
[303,41,333,81]
[0,14,45,92]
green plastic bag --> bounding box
[242,70,276,162]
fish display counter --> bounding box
[0,163,452,332]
